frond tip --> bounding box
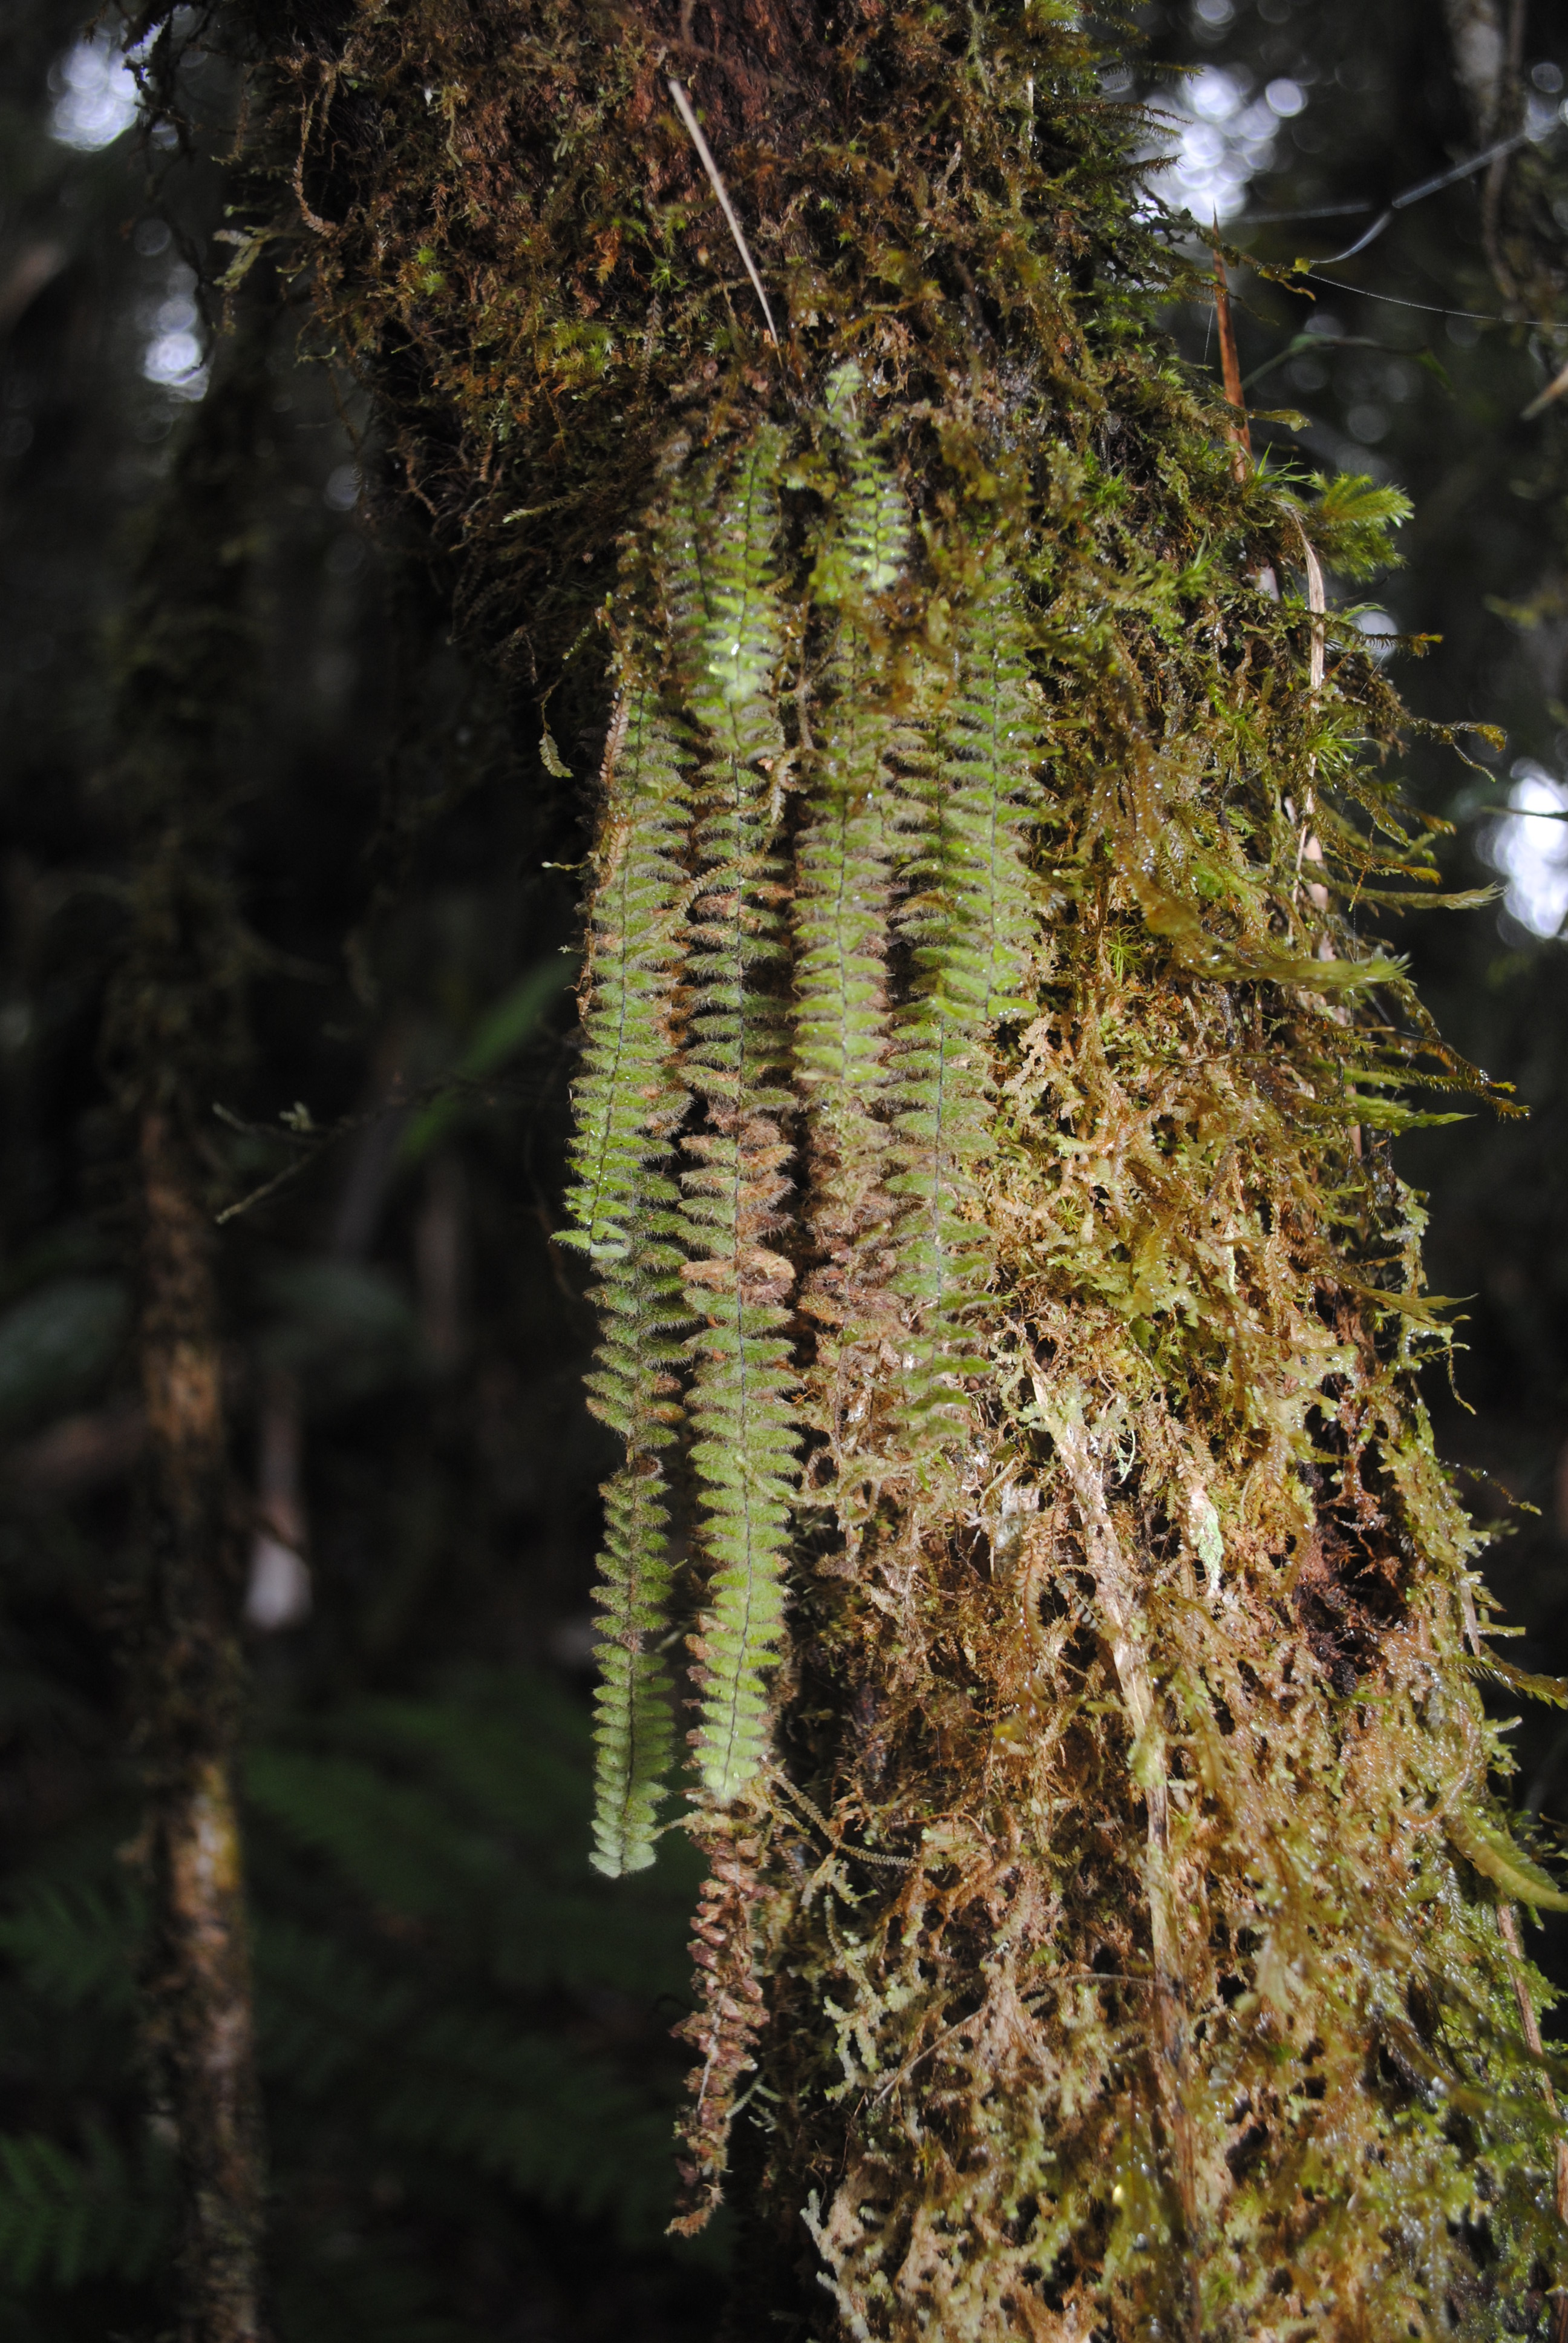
[590,1446,678,1876]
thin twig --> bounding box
[1301,123,1538,267]
[1481,0,1529,310]
[1211,228,1250,483]
[1239,200,1375,225]
[1290,513,1327,902]
[211,1069,524,1226]
[1218,116,1568,339]
[667,79,780,346]
[1523,353,1568,422]
[1306,274,1568,330]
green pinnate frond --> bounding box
[681,425,791,716]
[792,630,900,1240]
[659,430,801,1802]
[583,1217,685,1873]
[886,549,1042,1463]
[256,1919,419,2095]
[371,2007,678,2240]
[580,1219,688,1446]
[681,1133,800,1799]
[561,667,694,1874]
[0,1876,140,2014]
[899,554,1040,1025]
[792,399,920,1504]
[667,431,792,1114]
[248,1685,701,1997]
[794,391,912,1149]
[246,1688,698,2247]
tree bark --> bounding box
[103,318,272,2343]
[137,1106,266,2343]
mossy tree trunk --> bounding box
[170,0,1568,2329]
[102,322,270,2343]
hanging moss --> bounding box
[175,0,1568,2324]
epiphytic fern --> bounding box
[561,680,691,1873]
[886,548,1040,1470]
[793,372,915,1501]
[663,430,800,1802]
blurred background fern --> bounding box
[0,1672,718,2341]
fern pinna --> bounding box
[561,678,690,1876]
[884,548,1041,1470]
[663,430,800,1804]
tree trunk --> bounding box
[183,0,1568,2329]
[103,322,270,2343]
[137,1106,266,2343]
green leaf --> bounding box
[400,955,573,1164]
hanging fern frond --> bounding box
[886,548,1042,1472]
[561,679,693,1874]
[663,430,801,1803]
[795,365,911,1230]
[793,373,917,1506]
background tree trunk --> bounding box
[103,323,270,2343]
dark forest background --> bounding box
[1,0,1566,2335]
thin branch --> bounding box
[1302,123,1538,267]
[667,79,780,346]
[211,1068,527,1225]
[1210,230,1250,482]
[1240,331,1385,394]
[1523,352,1568,421]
